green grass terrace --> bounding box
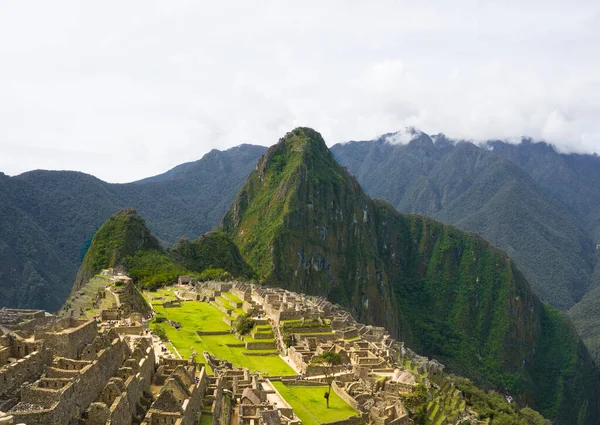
[272,381,359,425]
[144,292,296,376]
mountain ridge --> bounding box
[0,144,266,311]
[331,134,597,310]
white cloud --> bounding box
[0,0,599,182]
[383,128,423,145]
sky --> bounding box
[1,1,599,183]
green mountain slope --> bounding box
[568,287,600,362]
[72,210,253,293]
[487,140,600,249]
[331,135,596,310]
[73,208,162,291]
[222,127,600,425]
[0,144,266,311]
[169,231,255,280]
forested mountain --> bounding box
[0,144,266,311]
[69,209,253,295]
[5,124,600,376]
[487,140,600,248]
[331,133,599,310]
[221,127,600,425]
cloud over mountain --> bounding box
[1,1,599,182]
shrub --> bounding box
[152,324,168,341]
[235,313,255,335]
[197,268,233,282]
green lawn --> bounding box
[198,413,213,425]
[198,335,294,376]
[221,291,243,304]
[144,287,179,304]
[153,301,231,333]
[272,382,359,425]
[152,300,296,376]
[216,295,234,310]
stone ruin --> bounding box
[0,277,486,425]
[0,310,212,425]
[189,281,479,425]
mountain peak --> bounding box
[266,127,330,160]
[250,127,339,191]
[380,127,426,144]
[72,208,161,291]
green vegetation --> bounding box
[0,144,265,311]
[170,231,255,280]
[271,382,358,425]
[198,413,213,425]
[151,300,295,376]
[456,377,551,425]
[125,250,187,289]
[530,304,599,424]
[401,384,428,423]
[569,286,600,364]
[311,351,343,408]
[234,313,255,335]
[151,323,168,341]
[144,286,179,303]
[73,209,162,291]
[331,135,597,311]
[197,268,232,281]
[152,301,230,334]
[72,211,255,292]
[221,127,600,424]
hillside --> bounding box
[0,144,265,311]
[331,134,597,310]
[222,127,600,425]
[487,140,600,249]
[72,208,162,291]
[72,209,254,294]
[169,231,256,280]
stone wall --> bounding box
[101,309,121,321]
[211,378,224,425]
[113,325,144,336]
[332,381,361,412]
[36,319,98,359]
[245,341,276,350]
[296,333,336,343]
[242,301,255,313]
[180,368,206,425]
[285,326,332,334]
[11,337,127,425]
[231,287,250,302]
[0,347,52,397]
[0,346,9,365]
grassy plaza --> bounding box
[272,381,359,425]
[144,292,296,376]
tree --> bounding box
[235,313,255,335]
[151,323,168,341]
[311,350,342,408]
